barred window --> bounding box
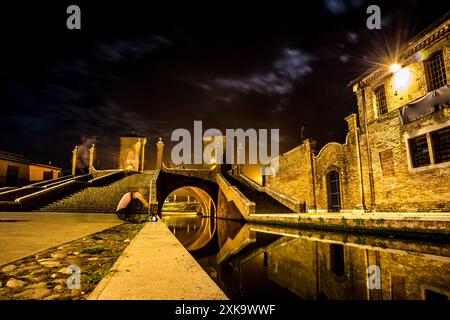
[432,127,450,164]
[424,51,447,91]
[409,135,431,168]
[374,85,388,116]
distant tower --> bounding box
[156,137,165,169]
[71,146,78,176]
[89,144,96,173]
[119,133,147,171]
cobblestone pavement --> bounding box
[0,223,143,300]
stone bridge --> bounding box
[150,164,296,221]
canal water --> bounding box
[161,214,450,300]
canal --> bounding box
[161,214,450,300]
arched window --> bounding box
[327,170,341,212]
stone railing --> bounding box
[0,174,92,202]
[161,163,218,182]
[15,179,87,210]
[9,171,129,211]
[216,173,255,218]
[237,174,303,213]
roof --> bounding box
[0,151,61,170]
[348,11,450,88]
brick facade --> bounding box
[265,15,450,213]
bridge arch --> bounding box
[156,171,218,217]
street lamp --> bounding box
[389,63,402,73]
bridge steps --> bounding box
[34,171,156,213]
[224,174,294,214]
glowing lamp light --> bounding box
[393,67,412,91]
[389,63,402,73]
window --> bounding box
[424,51,447,91]
[330,244,345,277]
[432,127,450,164]
[379,150,395,177]
[409,135,431,168]
[374,85,388,116]
[327,170,341,212]
[6,165,19,186]
[43,171,53,180]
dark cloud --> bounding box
[213,49,314,95]
[95,36,172,63]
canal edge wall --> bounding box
[246,213,450,241]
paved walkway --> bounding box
[0,212,122,265]
[89,219,227,300]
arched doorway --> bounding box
[327,170,341,212]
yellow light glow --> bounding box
[393,67,412,91]
[414,51,427,62]
[389,63,402,73]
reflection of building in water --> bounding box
[167,217,450,300]
[119,133,147,171]
[265,237,450,300]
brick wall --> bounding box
[264,18,450,213]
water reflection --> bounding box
[162,215,450,300]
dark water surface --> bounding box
[161,214,450,300]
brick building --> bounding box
[265,13,450,213]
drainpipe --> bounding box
[361,87,376,209]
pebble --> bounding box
[53,279,67,285]
[39,260,61,268]
[124,239,130,243]
[58,267,72,275]
[51,252,66,259]
[6,279,26,289]
[2,265,17,272]
[53,285,66,292]
[14,285,51,300]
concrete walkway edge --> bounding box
[88,220,227,300]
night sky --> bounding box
[1,1,449,171]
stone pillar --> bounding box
[89,144,95,173]
[303,138,317,213]
[156,137,165,169]
[187,195,190,204]
[346,113,366,212]
[71,146,78,176]
[140,138,147,171]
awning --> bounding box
[398,84,450,125]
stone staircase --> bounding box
[35,171,156,213]
[224,174,294,213]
